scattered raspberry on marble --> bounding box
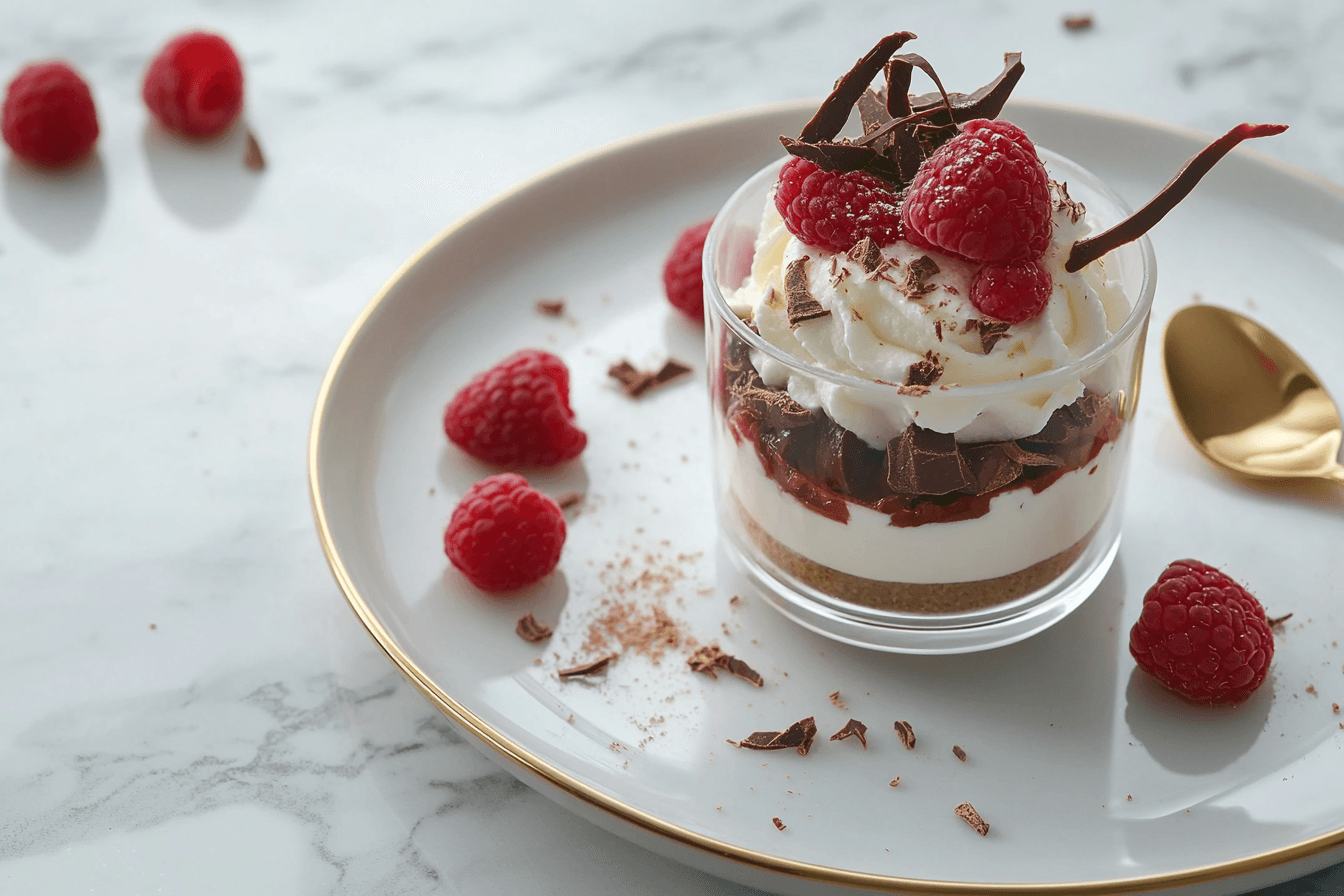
[901,118,1052,263]
[143,32,244,138]
[444,349,587,466]
[1129,559,1274,705]
[774,157,903,254]
[970,258,1053,323]
[1,62,99,168]
[443,473,566,592]
[663,219,713,321]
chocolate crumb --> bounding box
[897,383,930,397]
[847,237,882,273]
[1307,685,1317,695]
[894,720,916,750]
[244,130,266,170]
[1268,613,1293,628]
[905,350,943,387]
[772,817,787,831]
[901,255,940,299]
[952,744,967,762]
[1127,794,1132,801]
[737,717,818,755]
[556,492,583,510]
[934,319,944,341]
[558,653,617,679]
[516,613,552,643]
[889,777,900,787]
[955,802,989,836]
[830,719,869,749]
[829,690,848,710]
[148,623,157,630]
[1334,703,1340,714]
[785,258,830,327]
[1063,14,1094,30]
[687,645,764,687]
[535,298,565,316]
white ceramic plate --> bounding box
[309,100,1344,895]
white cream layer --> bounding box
[730,436,1121,584]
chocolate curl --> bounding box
[884,57,914,119]
[909,52,1025,124]
[779,136,903,179]
[1066,122,1288,272]
[799,31,917,143]
[891,53,955,125]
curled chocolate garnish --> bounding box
[799,31,917,144]
[516,613,552,643]
[830,719,869,748]
[905,350,943,387]
[894,720,916,749]
[785,258,830,327]
[1065,122,1287,273]
[847,237,883,273]
[687,645,764,687]
[737,717,818,755]
[558,653,617,679]
[955,802,990,836]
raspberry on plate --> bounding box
[970,259,1053,324]
[774,157,902,254]
[663,219,713,322]
[444,349,587,467]
[1,62,99,169]
[901,119,1052,264]
[444,473,566,593]
[142,32,244,138]
[1129,559,1274,706]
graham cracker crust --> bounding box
[734,497,1098,615]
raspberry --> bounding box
[142,32,244,138]
[444,473,566,592]
[1,62,99,168]
[969,259,1053,324]
[663,219,712,322]
[444,349,587,467]
[774,157,902,254]
[901,119,1052,263]
[1129,560,1274,706]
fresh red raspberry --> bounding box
[444,473,566,592]
[142,32,244,138]
[663,219,713,322]
[444,349,586,467]
[1,62,99,168]
[970,259,1053,324]
[774,157,903,254]
[1129,560,1274,706]
[901,119,1052,263]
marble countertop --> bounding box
[3,1,1343,893]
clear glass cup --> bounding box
[704,150,1156,654]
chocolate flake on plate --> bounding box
[952,744,968,762]
[1268,612,1293,628]
[901,255,940,299]
[244,130,266,171]
[785,258,830,327]
[955,802,990,836]
[847,237,883,273]
[653,358,693,385]
[894,720,916,750]
[889,777,901,787]
[516,613,552,643]
[905,350,943,388]
[737,717,819,755]
[829,690,848,710]
[558,653,617,679]
[608,358,693,398]
[535,298,566,316]
[687,645,764,686]
[772,817,787,831]
[1063,14,1094,30]
[556,491,584,510]
[830,719,869,749]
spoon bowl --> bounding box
[1163,305,1344,484]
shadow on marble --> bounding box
[3,154,108,253]
[142,121,261,229]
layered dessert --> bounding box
[706,32,1283,618]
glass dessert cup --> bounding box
[705,150,1156,654]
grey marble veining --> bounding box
[2,0,1343,893]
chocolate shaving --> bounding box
[785,258,830,327]
[847,237,883,273]
[1051,181,1086,224]
[535,298,565,316]
[516,613,552,643]
[1063,14,1094,30]
[955,802,989,836]
[894,720,916,750]
[1066,123,1287,273]
[905,350,943,387]
[687,645,764,687]
[952,744,968,762]
[654,358,693,385]
[887,427,972,496]
[830,719,869,749]
[608,358,693,397]
[244,130,265,171]
[558,653,617,679]
[976,319,1013,353]
[779,138,904,181]
[829,690,848,710]
[889,777,901,787]
[772,817,787,831]
[901,255,940,299]
[556,491,584,510]
[1268,612,1294,628]
[798,31,917,144]
[737,717,818,756]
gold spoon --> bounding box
[1164,305,1344,485]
